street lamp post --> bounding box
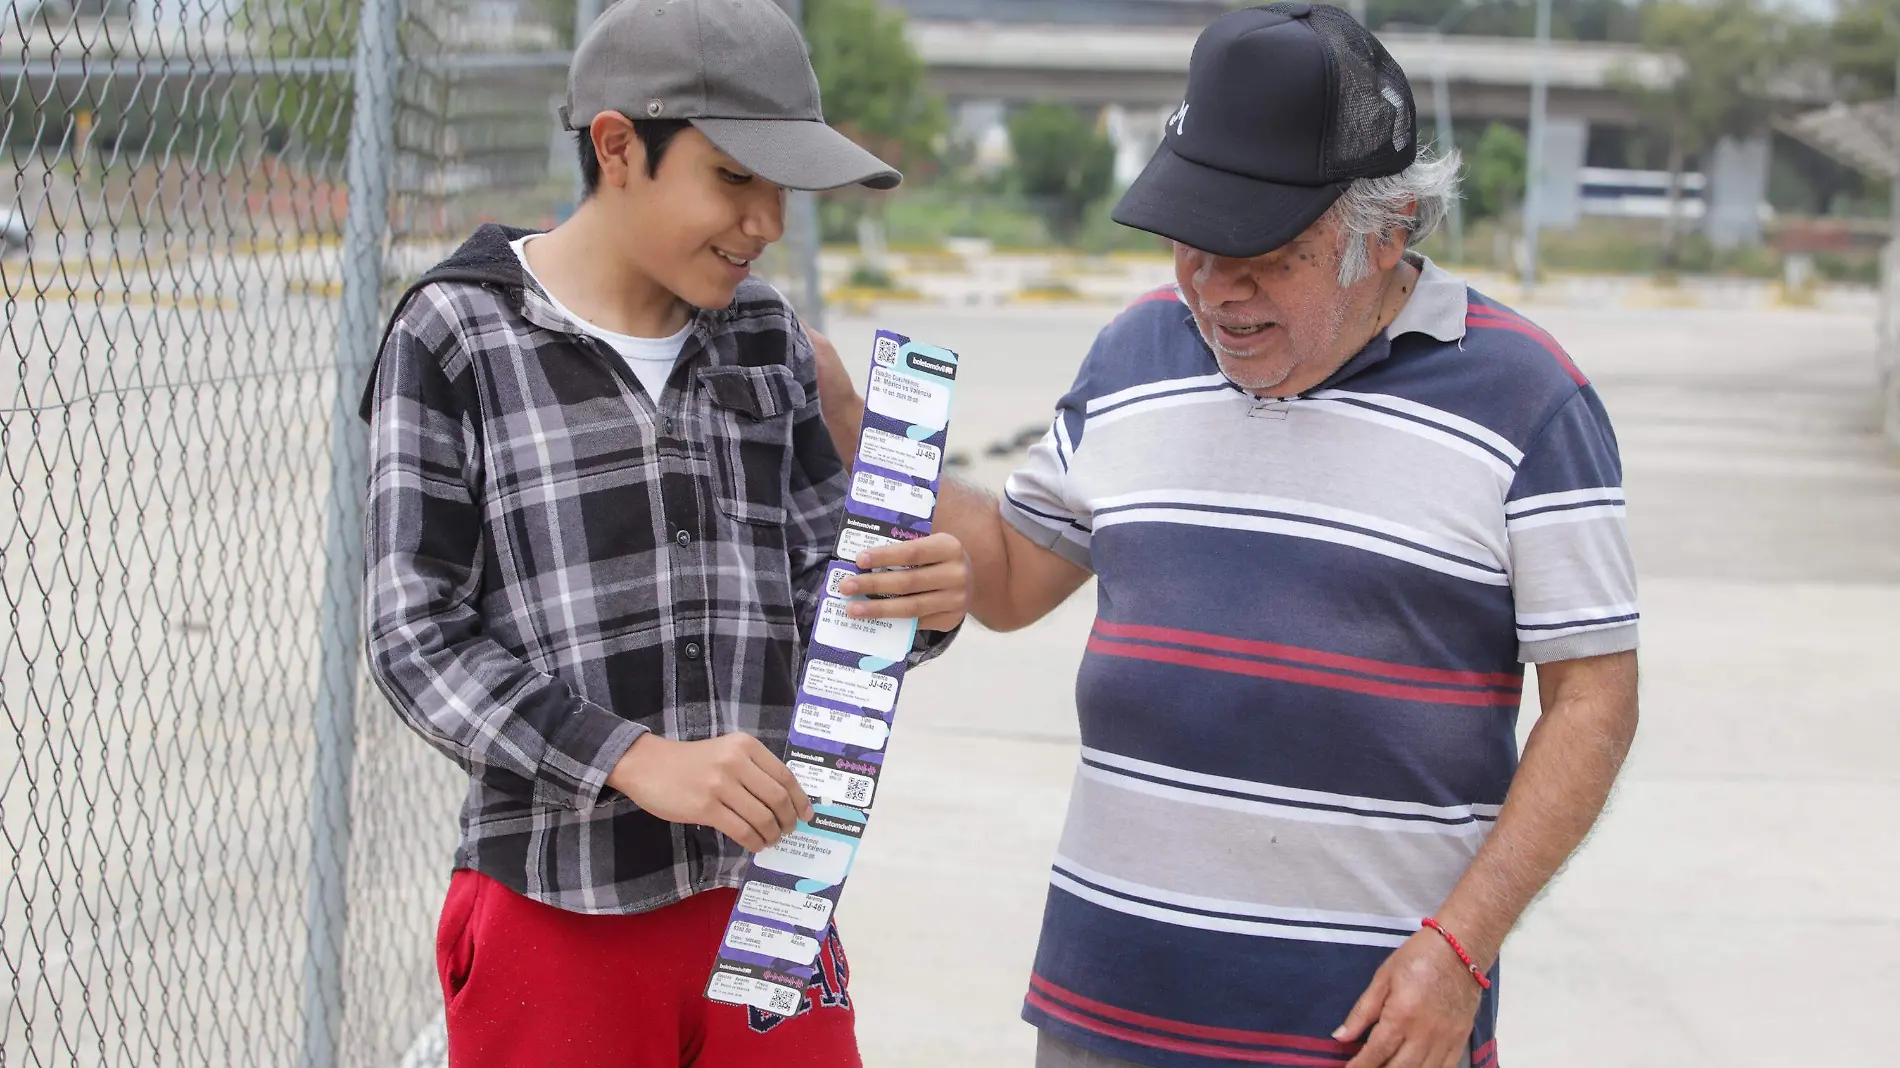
[778,0,827,330]
[1420,0,1501,266]
[1520,0,1552,289]
[1430,31,1463,263]
[1891,31,1899,248]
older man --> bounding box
[817,5,1639,1068]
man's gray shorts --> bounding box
[1037,1031,1146,1068]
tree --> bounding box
[1006,103,1116,245]
[1466,122,1526,222]
[1618,0,1795,268]
[513,0,946,174]
[804,0,946,177]
[240,0,360,168]
[1829,0,1898,102]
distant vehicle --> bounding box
[0,205,29,257]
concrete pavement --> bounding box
[7,270,1895,1066]
[824,302,1900,1068]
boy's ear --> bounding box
[591,112,641,191]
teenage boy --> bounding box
[359,2,970,1065]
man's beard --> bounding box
[1191,296,1350,396]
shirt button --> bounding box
[684,641,703,661]
[676,530,691,548]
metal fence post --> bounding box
[299,0,405,1062]
[571,0,604,206]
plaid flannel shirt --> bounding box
[363,226,953,915]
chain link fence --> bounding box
[2,1,597,1064]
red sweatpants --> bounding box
[437,869,861,1068]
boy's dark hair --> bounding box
[576,119,693,197]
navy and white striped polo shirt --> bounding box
[1002,257,1637,1068]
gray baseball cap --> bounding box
[561,0,901,191]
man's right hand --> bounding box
[606,733,814,852]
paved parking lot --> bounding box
[7,266,1896,1067]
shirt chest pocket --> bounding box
[695,365,802,526]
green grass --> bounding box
[1424,215,1883,285]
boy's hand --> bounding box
[607,733,815,852]
[837,534,971,633]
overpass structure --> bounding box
[912,19,1706,233]
[5,10,1768,240]
[912,20,1681,129]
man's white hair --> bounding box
[1327,149,1463,287]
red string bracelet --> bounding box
[1421,918,1492,990]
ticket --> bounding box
[813,589,916,663]
[724,921,822,967]
[794,703,891,750]
[707,965,806,1016]
[800,660,898,713]
[859,426,943,482]
[834,515,913,563]
[707,330,959,1010]
[786,744,880,808]
[850,470,937,520]
[867,363,953,430]
[736,881,835,930]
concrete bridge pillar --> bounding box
[1105,104,1170,186]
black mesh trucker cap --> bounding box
[560,0,900,191]
[1112,3,1416,257]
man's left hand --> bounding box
[836,534,970,632]
[1333,930,1484,1068]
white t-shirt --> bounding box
[510,235,689,398]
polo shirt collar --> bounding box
[1384,254,1468,344]
[1302,254,1468,394]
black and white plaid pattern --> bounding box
[364,250,950,915]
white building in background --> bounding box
[1579,169,1708,220]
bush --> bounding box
[1076,196,1171,255]
[875,185,1052,250]
[1466,123,1527,222]
[847,262,895,290]
[1006,104,1117,243]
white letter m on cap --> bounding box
[1168,102,1190,136]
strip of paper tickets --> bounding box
[704,330,960,1014]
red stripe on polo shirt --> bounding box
[1031,974,1360,1056]
[1088,635,1522,707]
[1465,307,1588,386]
[1094,621,1522,690]
[1028,993,1351,1067]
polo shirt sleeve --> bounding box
[1506,385,1639,663]
[1000,390,1093,573]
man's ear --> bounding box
[1374,199,1418,272]
[591,112,641,191]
